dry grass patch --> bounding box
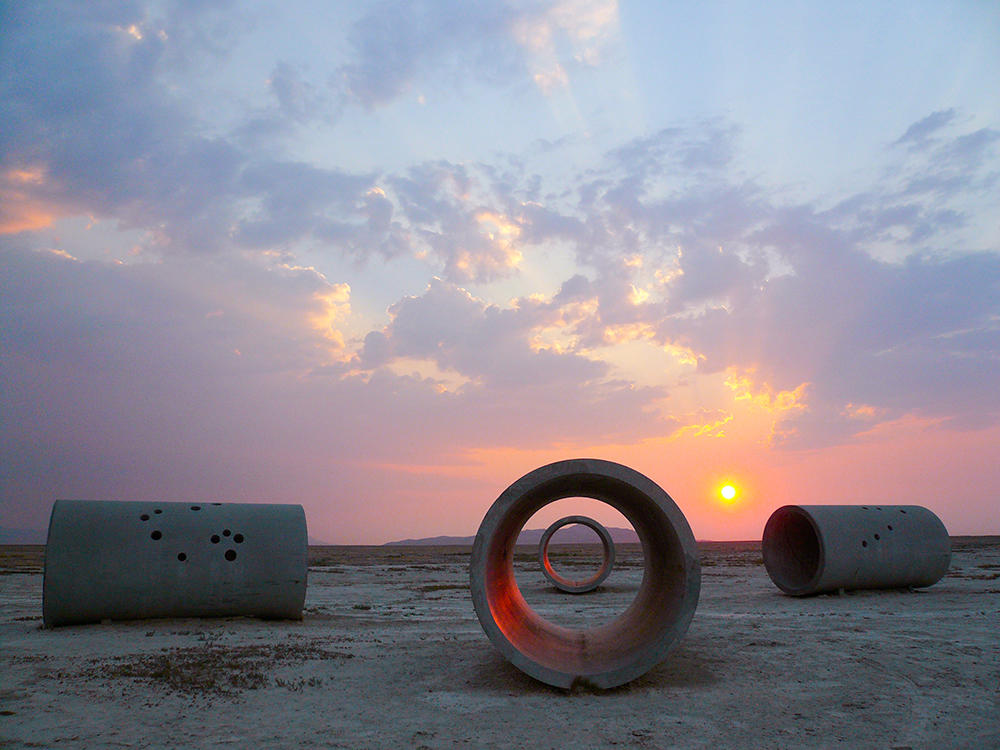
[71,641,351,697]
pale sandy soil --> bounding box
[1,539,998,749]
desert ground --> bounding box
[1,539,998,749]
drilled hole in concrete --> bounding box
[190,505,201,511]
[234,533,244,543]
[211,534,220,544]
[223,529,231,537]
[151,530,162,540]
[874,534,880,540]
[887,525,893,531]
[225,550,237,561]
[140,514,149,521]
[862,540,868,547]
[177,553,187,561]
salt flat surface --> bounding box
[1,540,998,749]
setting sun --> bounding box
[720,484,737,501]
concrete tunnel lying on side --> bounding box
[43,499,308,627]
[762,504,951,596]
[469,458,701,690]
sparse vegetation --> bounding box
[71,642,352,697]
[274,676,324,691]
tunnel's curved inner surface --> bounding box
[762,506,822,593]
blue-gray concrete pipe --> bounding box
[762,504,951,596]
[43,500,308,627]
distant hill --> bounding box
[0,527,46,545]
[385,526,639,546]
[384,534,479,546]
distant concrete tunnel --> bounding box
[470,459,701,690]
[762,504,951,596]
[43,500,308,627]
[538,515,615,594]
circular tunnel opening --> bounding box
[470,460,700,689]
[762,506,822,595]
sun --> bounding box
[720,484,737,502]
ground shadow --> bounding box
[459,632,721,695]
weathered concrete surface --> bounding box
[762,504,951,596]
[538,515,615,593]
[43,500,307,626]
[470,458,701,689]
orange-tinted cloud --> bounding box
[0,167,60,234]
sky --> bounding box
[2,0,999,544]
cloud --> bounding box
[882,115,1000,213]
[0,1,247,248]
[2,4,997,496]
[0,4,406,270]
[8,40,994,454]
[670,243,1000,447]
[2,6,997,541]
[0,243,668,537]
[337,0,522,109]
[894,109,957,148]
[486,115,1000,447]
[337,0,620,107]
[387,162,527,281]
[353,114,994,453]
[607,122,739,183]
[0,244,356,522]
[360,277,609,387]
[269,61,321,121]
[0,3,540,281]
[0,166,61,234]
[0,246,349,378]
[510,0,620,93]
[233,161,378,250]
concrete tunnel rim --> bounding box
[538,514,616,593]
[469,458,701,690]
[761,505,826,596]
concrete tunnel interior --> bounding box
[761,506,822,592]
